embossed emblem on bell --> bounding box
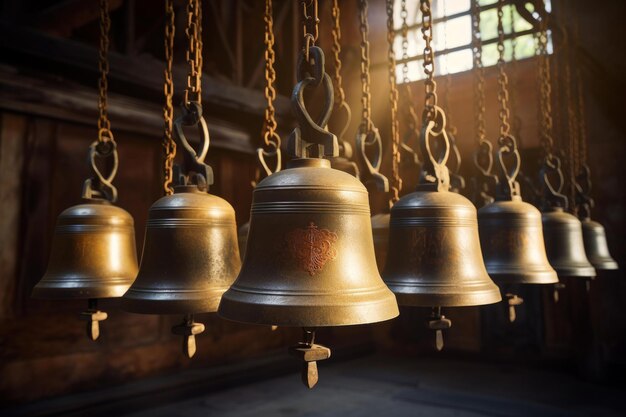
[382,105,501,349]
[477,137,558,286]
[575,165,618,270]
[539,156,596,279]
[33,140,139,341]
[219,43,398,388]
[122,101,241,358]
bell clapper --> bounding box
[428,307,452,352]
[288,328,331,389]
[553,282,566,303]
[505,293,523,323]
[585,279,591,293]
[79,298,108,341]
[171,314,205,359]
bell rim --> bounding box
[217,288,399,327]
[485,268,559,285]
[388,286,502,307]
[552,265,597,278]
[31,280,132,299]
[120,291,224,314]
[588,258,619,270]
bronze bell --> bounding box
[477,136,557,322]
[383,106,501,350]
[575,166,618,270]
[539,156,596,279]
[219,45,398,388]
[581,219,618,270]
[33,141,138,341]
[122,102,241,358]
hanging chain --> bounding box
[184,0,203,105]
[471,0,486,145]
[496,0,511,138]
[162,0,176,195]
[442,16,456,136]
[400,0,410,85]
[508,3,522,140]
[420,0,437,122]
[358,0,373,133]
[302,0,319,62]
[97,0,114,144]
[386,0,401,204]
[537,12,554,156]
[572,11,587,170]
[330,0,346,109]
[256,0,281,178]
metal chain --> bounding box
[471,0,486,145]
[508,3,522,140]
[262,0,280,155]
[563,32,578,205]
[184,0,203,105]
[162,0,176,195]
[537,14,554,156]
[572,10,587,169]
[400,0,410,85]
[442,17,456,136]
[302,0,319,61]
[358,0,373,133]
[97,0,114,144]
[496,0,511,138]
[330,0,346,108]
[420,0,437,122]
[386,0,401,204]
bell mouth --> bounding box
[287,158,331,169]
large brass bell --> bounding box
[219,46,398,388]
[383,106,501,350]
[33,141,138,341]
[540,156,596,279]
[122,102,241,358]
[477,136,557,322]
[575,166,618,270]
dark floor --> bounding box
[122,354,626,417]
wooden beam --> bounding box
[0,68,254,155]
[0,22,291,119]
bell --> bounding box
[371,213,390,272]
[219,158,398,326]
[542,208,596,278]
[383,106,501,349]
[581,219,618,270]
[34,200,138,300]
[575,166,618,271]
[122,185,240,314]
[33,141,138,341]
[478,136,557,322]
[539,156,596,279]
[123,101,241,358]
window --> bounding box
[394,0,552,82]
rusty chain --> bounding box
[184,0,203,105]
[420,0,437,122]
[330,0,346,108]
[358,0,373,134]
[302,0,319,62]
[97,0,113,144]
[386,0,402,204]
[471,0,487,145]
[496,0,511,138]
[162,0,176,195]
[537,14,554,158]
[256,0,281,178]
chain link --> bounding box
[386,0,401,204]
[496,0,511,138]
[162,0,176,195]
[358,0,373,133]
[572,10,587,170]
[537,13,554,156]
[330,0,346,107]
[400,0,410,85]
[471,0,486,145]
[442,17,456,136]
[420,0,437,122]
[302,0,319,61]
[97,0,113,143]
[262,0,280,154]
[184,0,203,105]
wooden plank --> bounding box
[0,69,254,155]
[0,22,290,119]
[0,113,26,318]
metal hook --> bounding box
[447,131,465,193]
[540,154,569,210]
[418,106,450,192]
[356,128,389,192]
[82,140,119,202]
[495,134,522,201]
[173,101,214,189]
